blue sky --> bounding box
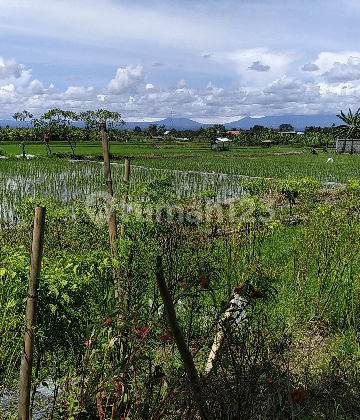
[1,0,360,122]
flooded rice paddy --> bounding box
[0,158,247,221]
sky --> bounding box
[1,0,360,123]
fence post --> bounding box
[101,123,119,258]
[121,158,130,236]
[101,123,120,296]
[18,206,46,420]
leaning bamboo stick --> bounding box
[156,256,210,420]
[204,289,247,376]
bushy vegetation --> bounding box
[2,168,360,418]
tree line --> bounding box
[0,107,359,152]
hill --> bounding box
[0,114,342,131]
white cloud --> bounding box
[322,56,360,83]
[2,58,360,123]
[0,57,32,87]
[217,48,295,88]
[175,79,187,89]
[314,51,360,75]
[27,80,44,95]
[107,65,145,94]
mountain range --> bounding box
[0,114,343,131]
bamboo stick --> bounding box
[121,158,130,236]
[204,290,247,376]
[156,256,210,420]
[101,122,120,297]
[18,206,46,420]
[101,122,119,261]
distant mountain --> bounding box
[0,114,342,131]
[228,114,341,131]
[0,120,28,128]
[124,114,342,131]
[122,117,207,131]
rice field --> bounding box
[133,153,360,183]
[0,151,358,221]
[0,158,244,220]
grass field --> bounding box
[0,141,303,157]
[133,152,356,183]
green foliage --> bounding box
[196,189,216,203]
[16,195,70,225]
[346,178,360,196]
[276,176,319,205]
[242,177,272,197]
[336,108,360,139]
[79,109,124,131]
[279,123,294,132]
[129,176,178,206]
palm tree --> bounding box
[336,108,360,153]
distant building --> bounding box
[226,130,241,136]
[336,139,360,154]
[260,140,272,148]
[211,137,232,151]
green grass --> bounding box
[133,152,358,183]
[0,141,302,158]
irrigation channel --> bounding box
[0,158,344,222]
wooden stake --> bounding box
[101,122,120,299]
[101,122,119,261]
[18,206,46,420]
[156,257,210,420]
[121,158,130,236]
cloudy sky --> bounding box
[1,0,360,123]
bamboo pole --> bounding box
[18,206,46,420]
[101,122,120,300]
[121,158,130,236]
[101,122,119,262]
[156,257,210,420]
[204,290,247,376]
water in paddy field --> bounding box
[0,159,343,222]
[0,159,247,222]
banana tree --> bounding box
[336,108,360,153]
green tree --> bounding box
[336,108,360,139]
[39,108,80,156]
[133,126,142,133]
[279,123,294,132]
[204,126,218,139]
[158,124,166,135]
[251,125,267,133]
[79,109,124,132]
[79,110,125,152]
[146,124,158,136]
[213,124,226,135]
[335,108,360,154]
[13,111,34,157]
